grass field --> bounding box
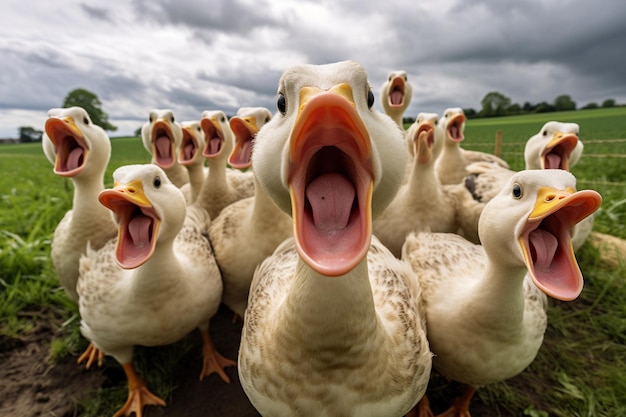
[1,107,625,416]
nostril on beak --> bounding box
[546,194,556,202]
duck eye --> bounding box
[542,130,548,136]
[265,116,271,123]
[83,117,89,124]
[149,115,154,123]
[170,116,175,123]
[277,93,286,115]
[220,116,225,122]
[512,183,522,199]
[367,89,375,109]
[154,176,162,188]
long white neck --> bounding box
[186,164,205,202]
[70,173,110,225]
[276,258,383,358]
[131,239,183,299]
[405,158,441,206]
[464,256,528,336]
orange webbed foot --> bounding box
[113,362,166,417]
[77,342,104,369]
[199,329,237,382]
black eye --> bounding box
[434,119,438,126]
[512,183,522,199]
[170,116,175,123]
[542,130,548,136]
[277,93,286,115]
[220,116,225,122]
[265,116,271,123]
[154,176,162,188]
[196,126,201,132]
[367,89,375,109]
[83,117,89,124]
[149,115,154,122]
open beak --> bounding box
[541,132,579,170]
[288,83,374,276]
[229,116,259,170]
[179,126,200,166]
[99,180,161,269]
[519,186,602,300]
[414,120,435,164]
[150,120,176,169]
[387,76,406,107]
[44,116,89,177]
[446,113,465,142]
[201,117,226,159]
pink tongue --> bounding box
[209,138,221,154]
[67,147,84,170]
[529,229,558,272]
[234,141,253,164]
[545,153,562,169]
[183,143,195,160]
[390,90,403,105]
[450,126,461,140]
[306,173,355,231]
[128,215,152,248]
[155,136,171,159]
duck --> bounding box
[228,106,273,169]
[141,109,190,188]
[238,60,432,417]
[42,106,118,302]
[435,107,509,185]
[208,109,291,319]
[380,70,413,130]
[453,121,587,246]
[401,169,602,417]
[195,110,255,219]
[374,112,457,258]
[178,120,206,203]
[77,164,235,417]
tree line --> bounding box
[463,91,620,119]
[11,88,623,143]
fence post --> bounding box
[494,130,503,157]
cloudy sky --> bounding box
[1,0,625,138]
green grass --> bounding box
[1,107,626,416]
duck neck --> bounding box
[186,163,205,202]
[70,174,109,221]
[406,159,439,205]
[278,257,381,355]
[251,175,283,223]
[132,239,183,295]
[468,257,528,334]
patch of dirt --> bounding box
[0,314,106,417]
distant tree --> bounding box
[535,101,556,113]
[602,98,616,108]
[582,102,599,110]
[402,116,415,126]
[18,126,43,143]
[522,102,537,113]
[554,95,576,111]
[479,91,511,117]
[507,103,522,115]
[463,108,477,119]
[134,127,143,137]
[62,88,118,131]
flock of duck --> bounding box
[41,60,602,417]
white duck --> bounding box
[435,107,509,185]
[374,112,457,258]
[77,164,235,417]
[238,60,432,417]
[42,106,117,302]
[402,169,602,417]
[208,109,291,319]
[196,110,255,219]
[141,109,189,188]
[380,70,413,129]
[453,121,586,246]
[178,120,206,203]
[228,106,273,170]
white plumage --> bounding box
[78,164,234,417]
[238,60,432,417]
[402,169,602,416]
